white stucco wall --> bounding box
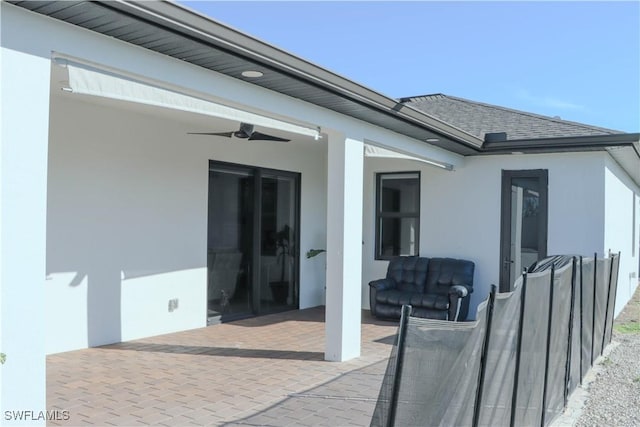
[0,2,336,358]
[363,152,608,317]
[46,94,327,354]
[0,43,50,426]
[1,2,460,368]
[604,155,640,316]
[1,2,61,422]
[3,2,638,407]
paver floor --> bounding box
[47,307,398,426]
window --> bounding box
[375,172,420,260]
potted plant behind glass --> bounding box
[306,249,326,259]
[269,224,293,304]
[306,248,327,297]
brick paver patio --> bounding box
[47,307,398,426]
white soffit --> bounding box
[364,143,454,170]
[57,58,321,140]
[606,144,640,188]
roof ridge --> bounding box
[399,93,446,102]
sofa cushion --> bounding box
[375,289,413,306]
[412,307,448,320]
[387,257,429,293]
[409,293,449,310]
[425,257,475,296]
[376,290,449,310]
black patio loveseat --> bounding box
[369,256,475,321]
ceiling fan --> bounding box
[188,122,290,142]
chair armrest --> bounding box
[368,278,397,292]
[448,285,469,298]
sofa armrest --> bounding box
[369,278,397,317]
[448,284,469,298]
[448,285,472,321]
[369,278,397,292]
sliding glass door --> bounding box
[207,161,299,322]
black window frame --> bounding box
[375,171,421,260]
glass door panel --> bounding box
[500,170,548,292]
[208,162,300,323]
[207,167,253,321]
[260,174,298,313]
[509,178,542,285]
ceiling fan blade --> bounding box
[248,132,291,142]
[187,131,234,138]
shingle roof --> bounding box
[401,94,622,141]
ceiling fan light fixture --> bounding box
[241,70,263,78]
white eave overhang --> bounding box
[9,0,483,155]
[483,134,640,187]
[606,142,640,187]
[10,0,637,180]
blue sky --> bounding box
[180,1,640,133]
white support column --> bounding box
[325,133,364,362]
[1,45,50,422]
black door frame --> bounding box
[207,160,301,321]
[499,169,548,292]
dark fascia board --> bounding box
[12,1,635,158]
[480,133,640,156]
[93,0,484,150]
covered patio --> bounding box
[46,308,398,426]
[3,2,638,421]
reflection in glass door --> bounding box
[207,162,299,323]
[207,167,254,320]
[260,174,298,312]
[499,170,548,292]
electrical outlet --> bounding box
[168,298,179,312]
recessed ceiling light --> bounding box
[241,70,263,78]
[426,138,439,143]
